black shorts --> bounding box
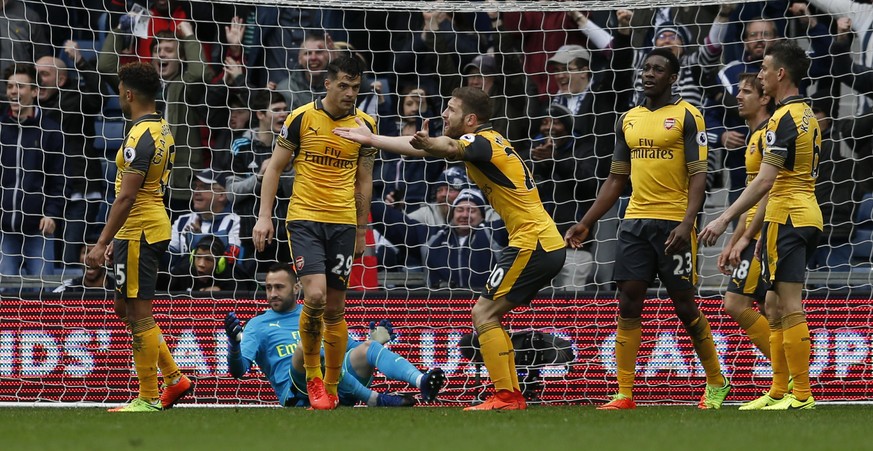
[113,237,168,300]
[761,219,820,287]
[483,244,565,305]
[726,239,766,302]
[613,219,697,291]
[287,220,356,290]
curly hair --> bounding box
[118,61,161,98]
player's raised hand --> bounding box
[564,221,590,249]
[251,216,274,252]
[699,217,728,247]
[333,117,373,146]
[224,312,243,343]
[410,119,432,150]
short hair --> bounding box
[450,86,492,123]
[118,61,161,98]
[764,40,809,86]
[194,235,226,256]
[326,55,364,81]
[303,29,327,43]
[4,63,37,83]
[645,47,681,76]
[738,72,776,114]
[251,89,286,112]
[266,262,297,282]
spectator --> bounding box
[529,104,598,290]
[206,93,251,173]
[99,20,215,216]
[0,64,64,279]
[275,29,333,110]
[205,17,250,172]
[53,242,115,293]
[373,189,508,290]
[407,165,468,227]
[168,169,242,269]
[0,0,52,81]
[226,90,293,272]
[461,53,533,145]
[169,235,255,293]
[36,44,105,267]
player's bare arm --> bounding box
[409,119,463,160]
[86,171,143,268]
[353,149,375,258]
[565,173,629,248]
[664,171,706,255]
[700,163,778,246]
[334,117,430,158]
[253,144,294,252]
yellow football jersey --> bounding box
[611,97,708,222]
[743,121,766,237]
[114,113,175,243]
[455,126,564,251]
[278,98,377,225]
[761,96,823,230]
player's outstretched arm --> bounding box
[224,312,251,378]
[334,117,430,157]
[253,144,293,252]
[700,163,777,246]
[409,119,463,160]
[565,172,628,248]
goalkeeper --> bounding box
[224,263,446,407]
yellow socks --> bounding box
[157,330,182,385]
[299,301,325,382]
[685,312,725,387]
[616,316,642,398]
[322,310,348,397]
[477,321,514,392]
[768,319,789,399]
[131,317,160,402]
[782,312,811,401]
[736,308,772,360]
[501,327,520,392]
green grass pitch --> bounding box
[2,404,869,451]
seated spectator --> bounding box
[169,235,255,293]
[53,242,115,293]
[169,169,242,269]
[0,64,64,279]
[407,165,468,227]
[372,189,508,290]
[226,90,293,273]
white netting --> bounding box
[0,0,871,406]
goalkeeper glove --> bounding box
[224,312,243,349]
[368,319,397,344]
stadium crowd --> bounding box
[0,0,872,294]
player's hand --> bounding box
[333,117,374,147]
[104,241,114,265]
[224,312,243,342]
[564,221,590,249]
[39,217,56,236]
[754,237,763,261]
[729,235,750,268]
[664,221,692,255]
[717,244,733,275]
[354,227,367,258]
[409,119,432,150]
[85,242,107,270]
[368,319,398,344]
[699,217,728,247]
[252,216,274,252]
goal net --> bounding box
[0,0,871,406]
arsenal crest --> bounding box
[664,118,675,130]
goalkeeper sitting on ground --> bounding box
[225,262,446,407]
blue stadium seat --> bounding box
[94,119,125,154]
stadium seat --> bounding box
[94,119,125,153]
